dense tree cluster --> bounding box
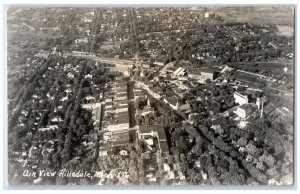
[8,55,115,184]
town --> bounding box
[7,7,294,185]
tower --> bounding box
[256,97,261,109]
[260,97,264,118]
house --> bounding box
[119,150,128,156]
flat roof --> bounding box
[159,140,169,153]
[188,67,216,75]
[156,126,167,141]
[111,131,130,146]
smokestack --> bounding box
[260,97,264,118]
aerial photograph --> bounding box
[7,6,294,186]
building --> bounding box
[39,125,58,132]
[110,130,130,147]
[75,37,88,44]
[138,125,157,139]
[99,142,112,156]
[138,125,169,155]
[172,67,186,77]
[188,69,217,83]
[178,103,191,112]
[234,92,249,105]
[103,130,130,147]
[163,96,180,110]
[93,106,102,124]
[204,12,215,19]
[263,102,276,115]
[156,126,169,155]
[106,112,130,131]
[236,104,253,118]
[220,66,234,74]
[141,98,155,116]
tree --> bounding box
[237,137,248,147]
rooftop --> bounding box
[156,126,167,141]
[139,124,164,134]
[238,103,252,111]
[159,140,169,153]
[111,131,130,146]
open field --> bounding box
[216,7,294,27]
[276,25,294,37]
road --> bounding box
[69,52,294,97]
[236,69,271,79]
[264,86,293,96]
[69,52,133,64]
[21,23,35,30]
[135,81,161,100]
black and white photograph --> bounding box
[4,4,295,187]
